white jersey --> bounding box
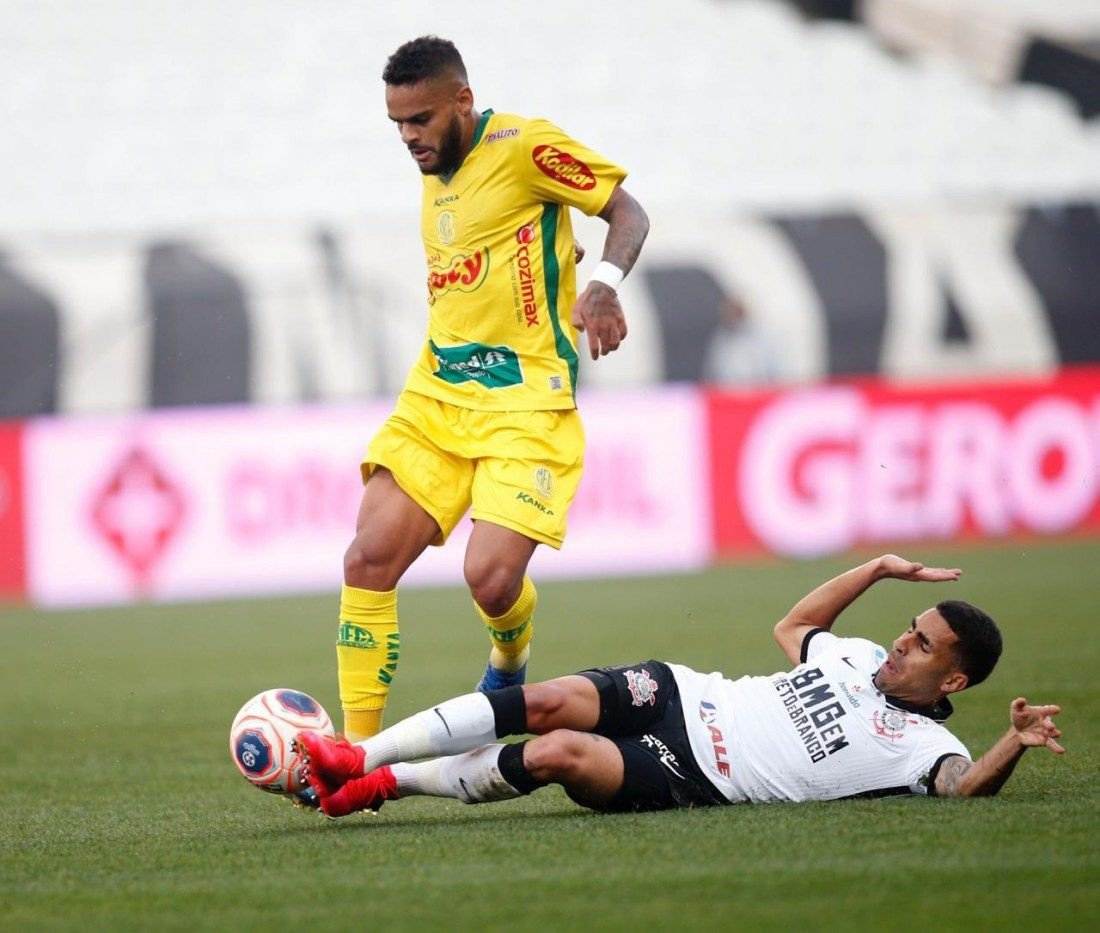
[669,630,970,804]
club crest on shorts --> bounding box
[533,467,553,499]
[625,668,659,707]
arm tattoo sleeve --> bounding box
[933,755,973,797]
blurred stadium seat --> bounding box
[0,0,1097,414]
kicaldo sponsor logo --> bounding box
[515,223,539,327]
[427,249,490,301]
[729,380,1100,556]
[531,145,597,191]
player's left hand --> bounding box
[573,239,586,264]
[1010,697,1065,754]
[877,554,962,582]
[571,283,627,360]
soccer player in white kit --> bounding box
[295,555,1065,817]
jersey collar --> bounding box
[440,108,493,185]
[884,694,954,723]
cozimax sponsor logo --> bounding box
[699,702,731,778]
[427,249,490,301]
[514,224,539,327]
[531,145,596,191]
[709,370,1100,557]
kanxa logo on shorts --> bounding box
[625,668,659,707]
[515,491,555,515]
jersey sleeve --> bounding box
[907,729,971,796]
[519,118,627,215]
[800,629,840,663]
[801,631,886,673]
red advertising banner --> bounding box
[0,421,27,599]
[708,367,1100,557]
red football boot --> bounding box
[318,766,400,818]
[293,731,367,797]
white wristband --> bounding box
[589,261,625,292]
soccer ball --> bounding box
[229,688,334,795]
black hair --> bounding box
[383,36,467,86]
[937,600,1002,688]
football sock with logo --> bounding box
[336,584,400,742]
[389,745,532,803]
[478,575,536,673]
[358,691,501,770]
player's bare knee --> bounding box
[464,560,522,617]
[343,536,401,590]
[523,683,570,733]
[524,730,591,781]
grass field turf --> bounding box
[1,539,1097,931]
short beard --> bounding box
[423,115,464,176]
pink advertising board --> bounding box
[24,387,709,607]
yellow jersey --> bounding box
[402,109,627,411]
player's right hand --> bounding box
[1010,697,1065,754]
[571,282,628,360]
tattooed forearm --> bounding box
[598,187,650,276]
[935,729,1029,797]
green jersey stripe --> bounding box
[539,202,579,401]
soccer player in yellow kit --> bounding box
[335,36,650,742]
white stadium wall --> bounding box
[3,0,1100,607]
[4,201,1100,419]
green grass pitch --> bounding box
[2,540,1097,931]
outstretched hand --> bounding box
[571,282,628,360]
[877,554,962,582]
[1011,697,1065,754]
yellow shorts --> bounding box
[363,391,585,549]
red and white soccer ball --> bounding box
[229,689,334,795]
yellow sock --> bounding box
[477,576,536,673]
[336,584,399,741]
